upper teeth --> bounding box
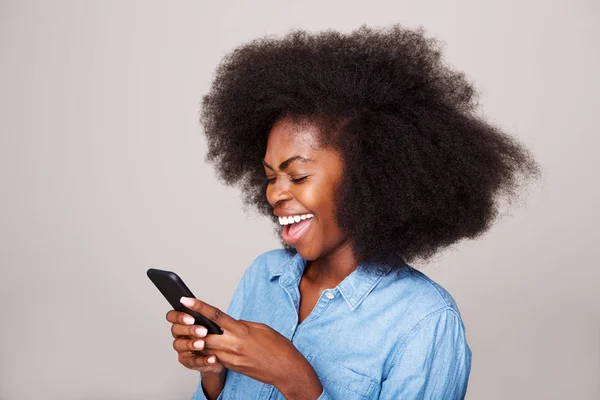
[279,214,314,225]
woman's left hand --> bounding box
[179,296,312,389]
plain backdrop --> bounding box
[1,0,598,399]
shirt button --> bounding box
[325,291,335,299]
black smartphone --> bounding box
[147,268,223,335]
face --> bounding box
[263,116,348,261]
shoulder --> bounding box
[381,267,471,363]
[379,264,466,327]
[405,266,460,310]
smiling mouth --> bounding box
[281,217,313,246]
[278,213,314,226]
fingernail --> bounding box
[183,316,195,325]
[193,340,204,349]
[195,326,207,337]
[180,297,194,307]
[208,356,215,364]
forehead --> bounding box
[264,116,344,178]
[264,117,322,158]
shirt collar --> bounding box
[269,252,394,311]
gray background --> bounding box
[1,0,598,399]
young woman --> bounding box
[166,25,539,400]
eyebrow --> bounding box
[262,156,314,171]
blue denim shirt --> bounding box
[192,249,471,399]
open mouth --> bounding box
[281,215,314,246]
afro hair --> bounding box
[200,24,540,268]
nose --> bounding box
[266,177,293,207]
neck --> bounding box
[304,241,358,287]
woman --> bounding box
[166,25,539,399]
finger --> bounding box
[180,297,240,334]
[197,350,232,370]
[179,352,223,372]
[171,323,208,339]
[173,337,208,353]
[202,327,243,352]
[166,310,195,326]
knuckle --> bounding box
[230,354,242,368]
[212,309,223,321]
[184,354,194,368]
[240,324,251,337]
[232,341,244,354]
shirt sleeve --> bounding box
[191,269,247,400]
[380,307,472,400]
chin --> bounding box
[294,243,323,261]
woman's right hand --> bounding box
[166,310,225,374]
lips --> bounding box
[281,217,313,246]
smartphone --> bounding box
[147,268,223,335]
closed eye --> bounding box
[265,176,309,184]
[290,176,308,183]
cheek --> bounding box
[297,186,318,208]
[295,182,333,214]
[304,186,339,231]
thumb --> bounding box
[197,354,224,372]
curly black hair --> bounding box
[200,24,540,268]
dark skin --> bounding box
[166,116,358,399]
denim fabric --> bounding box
[192,249,471,400]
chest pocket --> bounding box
[307,355,378,400]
